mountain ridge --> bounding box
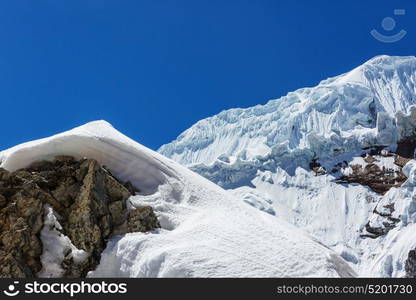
[159,55,416,277]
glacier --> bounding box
[0,121,355,277]
[159,55,416,277]
[159,55,416,167]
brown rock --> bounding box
[337,162,407,194]
[127,206,161,233]
[109,201,126,226]
[363,155,377,164]
[0,156,159,278]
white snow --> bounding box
[0,121,355,278]
[343,155,400,173]
[37,205,89,278]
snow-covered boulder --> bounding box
[0,121,355,277]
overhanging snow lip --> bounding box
[0,120,181,195]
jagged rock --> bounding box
[394,155,411,168]
[405,249,416,278]
[364,221,389,237]
[64,159,114,276]
[123,181,140,195]
[393,136,416,168]
[362,146,386,156]
[336,137,416,194]
[337,163,406,194]
[0,156,159,278]
[109,201,127,226]
[0,183,44,277]
[360,202,401,239]
[0,194,6,207]
[309,159,326,176]
[363,154,377,164]
[396,137,416,159]
[380,149,390,157]
[127,206,161,233]
[111,205,161,236]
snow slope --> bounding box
[0,121,355,277]
[159,55,416,277]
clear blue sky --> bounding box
[0,0,414,151]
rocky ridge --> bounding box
[0,156,160,278]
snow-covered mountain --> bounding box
[0,121,354,277]
[159,55,416,277]
[2,55,416,278]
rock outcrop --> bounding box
[309,159,326,176]
[405,249,416,278]
[361,204,400,239]
[0,156,160,278]
[396,136,416,159]
[337,159,406,195]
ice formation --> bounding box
[159,55,416,277]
